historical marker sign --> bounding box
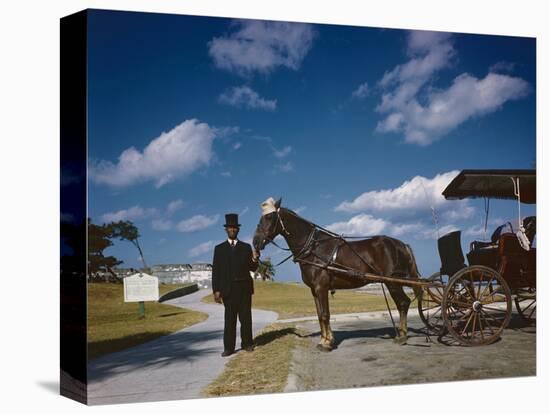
[123,273,159,302]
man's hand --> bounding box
[252,249,260,262]
[214,291,223,304]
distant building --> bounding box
[113,268,135,277]
[151,263,213,288]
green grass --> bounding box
[202,323,310,397]
[203,280,410,319]
[88,283,208,360]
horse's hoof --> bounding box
[393,336,408,345]
[316,344,332,352]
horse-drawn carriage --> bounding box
[253,169,536,351]
[418,169,536,346]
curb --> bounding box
[274,309,422,324]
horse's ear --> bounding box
[275,197,282,209]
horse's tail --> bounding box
[405,243,422,299]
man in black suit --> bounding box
[212,213,260,357]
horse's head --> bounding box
[253,197,282,251]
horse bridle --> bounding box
[259,208,317,266]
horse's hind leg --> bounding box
[386,283,411,345]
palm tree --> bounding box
[255,258,275,281]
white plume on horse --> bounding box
[261,197,278,216]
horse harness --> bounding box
[266,208,384,281]
[263,208,418,338]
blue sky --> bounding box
[84,9,536,281]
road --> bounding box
[87,289,278,405]
[284,312,536,392]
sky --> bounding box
[82,9,536,282]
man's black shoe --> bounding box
[221,350,234,357]
[243,345,255,352]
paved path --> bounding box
[88,289,278,405]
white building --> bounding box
[151,263,212,288]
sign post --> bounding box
[123,272,159,318]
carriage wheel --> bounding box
[418,272,446,335]
[514,287,536,323]
[442,265,512,346]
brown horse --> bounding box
[252,197,422,351]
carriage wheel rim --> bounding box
[442,266,512,346]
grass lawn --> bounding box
[88,283,208,360]
[202,280,412,319]
[202,322,310,397]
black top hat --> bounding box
[224,213,241,227]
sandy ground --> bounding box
[285,313,536,391]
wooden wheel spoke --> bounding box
[482,306,507,313]
[476,313,486,340]
[481,309,502,325]
[479,275,495,299]
[443,266,512,346]
[527,305,536,319]
[521,300,536,313]
[447,298,473,308]
[468,271,476,299]
[460,311,475,336]
[478,312,495,335]
[469,312,476,339]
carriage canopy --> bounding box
[442,169,536,204]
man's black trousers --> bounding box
[223,280,253,351]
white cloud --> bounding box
[240,206,249,216]
[326,214,424,237]
[326,214,388,236]
[90,119,218,188]
[273,145,292,158]
[463,217,508,239]
[166,199,184,214]
[100,205,158,223]
[208,20,316,75]
[489,61,516,74]
[176,214,219,232]
[420,224,460,240]
[294,206,307,214]
[219,85,277,110]
[233,142,242,150]
[375,31,530,145]
[441,206,475,221]
[335,170,461,214]
[221,171,232,177]
[352,82,369,99]
[152,219,173,231]
[276,161,294,172]
[188,241,215,258]
[463,224,490,238]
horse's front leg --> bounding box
[310,287,327,346]
[315,285,335,351]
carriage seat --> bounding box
[466,222,512,270]
[469,222,513,252]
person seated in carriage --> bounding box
[469,215,536,252]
